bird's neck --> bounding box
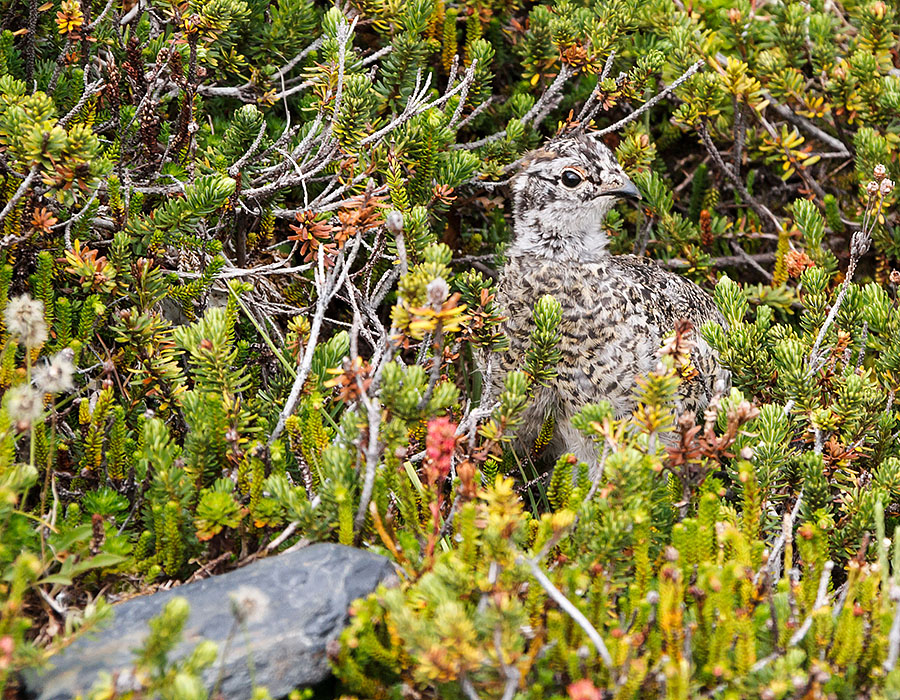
[510,212,611,263]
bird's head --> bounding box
[510,133,641,262]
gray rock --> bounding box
[24,543,397,700]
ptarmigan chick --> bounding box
[496,133,729,464]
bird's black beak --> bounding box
[606,179,642,201]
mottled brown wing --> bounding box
[609,255,730,414]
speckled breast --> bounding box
[497,255,661,417]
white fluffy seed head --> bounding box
[33,349,76,394]
[426,277,450,308]
[5,384,43,430]
[4,294,48,349]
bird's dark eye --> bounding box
[560,169,584,188]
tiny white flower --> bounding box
[33,349,76,394]
[4,294,48,348]
[874,163,887,181]
[881,178,894,196]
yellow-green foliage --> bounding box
[4,0,900,696]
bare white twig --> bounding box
[359,61,478,146]
[575,51,616,125]
[275,37,324,79]
[353,384,383,534]
[271,182,390,219]
[352,308,402,532]
[495,626,520,700]
[268,235,362,445]
[747,561,833,678]
[448,57,473,129]
[585,443,611,502]
[228,117,268,177]
[884,586,900,672]
[455,65,572,150]
[266,521,299,552]
[764,93,850,157]
[200,38,325,102]
[758,493,804,584]
[455,96,493,131]
[787,560,833,647]
[60,186,101,249]
[516,552,613,668]
[361,45,392,68]
[119,0,142,24]
[460,675,484,700]
[0,166,38,230]
[330,16,357,130]
[601,50,617,80]
[729,240,773,282]
[699,121,781,232]
[594,60,704,136]
[59,79,105,128]
[806,199,879,371]
[161,262,312,280]
[36,586,67,616]
[85,0,116,31]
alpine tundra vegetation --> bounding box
[2,0,900,697]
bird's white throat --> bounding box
[510,197,617,263]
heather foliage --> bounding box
[2,0,900,697]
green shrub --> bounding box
[3,0,900,696]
